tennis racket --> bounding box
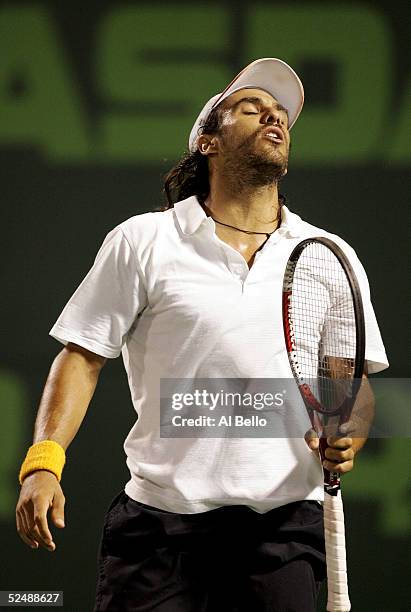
[282,237,365,612]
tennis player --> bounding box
[16,58,389,611]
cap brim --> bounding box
[189,58,304,152]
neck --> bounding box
[203,172,281,232]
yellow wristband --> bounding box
[19,440,66,485]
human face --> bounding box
[218,88,290,161]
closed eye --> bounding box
[234,97,289,127]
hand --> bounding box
[16,470,65,552]
[304,427,356,474]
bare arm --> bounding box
[322,371,375,471]
[306,370,376,472]
[33,342,106,449]
[16,342,107,552]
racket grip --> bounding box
[319,437,341,494]
[324,491,351,611]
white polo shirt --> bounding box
[49,196,389,514]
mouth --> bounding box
[262,126,284,144]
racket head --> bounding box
[283,237,365,420]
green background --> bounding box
[1,1,410,609]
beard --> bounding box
[220,129,289,190]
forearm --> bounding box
[345,373,375,454]
[322,373,375,473]
[33,344,104,451]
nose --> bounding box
[261,108,285,127]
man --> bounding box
[17,59,388,611]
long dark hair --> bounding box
[160,105,287,211]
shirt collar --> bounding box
[278,204,303,238]
[173,195,303,238]
[173,196,208,235]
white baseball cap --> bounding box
[188,58,304,153]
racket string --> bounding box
[285,242,357,417]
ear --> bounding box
[197,135,219,156]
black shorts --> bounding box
[94,491,326,612]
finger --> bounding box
[327,436,352,449]
[323,459,354,474]
[31,501,56,551]
[338,420,357,435]
[308,438,319,450]
[339,417,369,438]
[16,509,38,549]
[50,492,65,528]
[30,522,56,552]
[20,498,54,551]
[21,505,40,549]
[325,447,354,462]
[304,428,319,450]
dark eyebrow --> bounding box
[229,96,289,116]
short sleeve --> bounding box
[322,240,388,375]
[348,251,389,374]
[49,226,148,358]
